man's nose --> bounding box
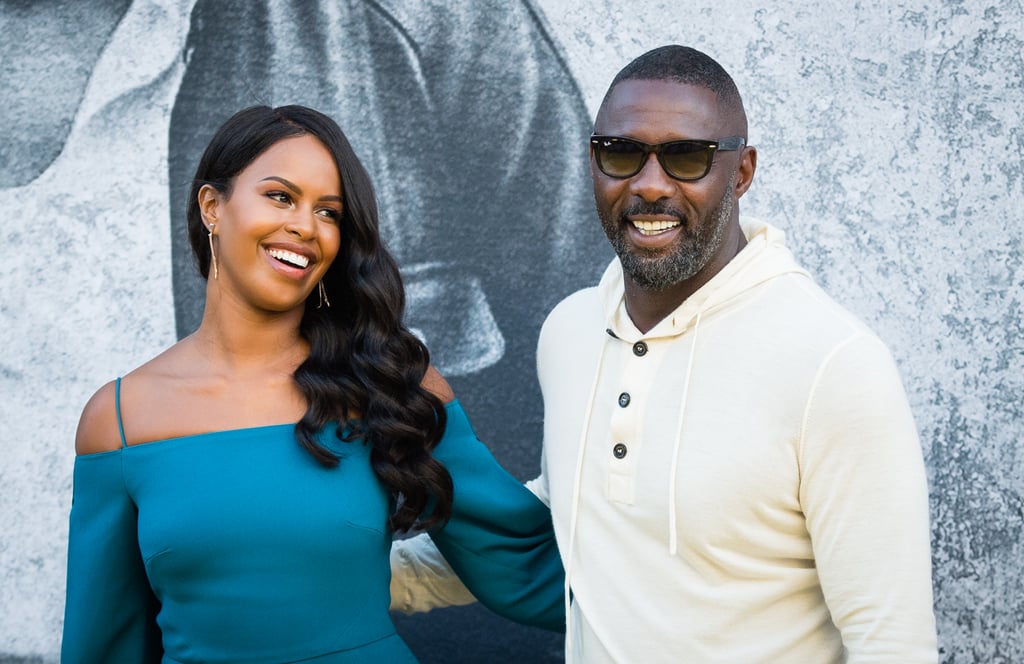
[629,153,676,201]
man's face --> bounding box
[591,79,750,292]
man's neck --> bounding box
[623,230,748,334]
[622,278,698,335]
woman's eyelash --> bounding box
[267,191,339,220]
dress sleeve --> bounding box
[424,401,565,632]
[62,451,162,663]
[799,334,938,663]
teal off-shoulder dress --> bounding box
[61,379,563,663]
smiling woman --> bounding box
[196,134,343,318]
[60,105,564,663]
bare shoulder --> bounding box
[421,364,455,404]
[74,344,185,455]
[75,380,123,455]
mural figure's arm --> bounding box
[390,401,563,631]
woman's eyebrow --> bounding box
[260,176,341,202]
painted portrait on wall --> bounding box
[1,0,604,660]
[168,1,609,486]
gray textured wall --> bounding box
[1,1,1021,662]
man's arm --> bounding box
[801,333,938,663]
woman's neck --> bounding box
[190,296,309,378]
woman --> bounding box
[62,105,562,662]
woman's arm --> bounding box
[395,368,563,630]
[421,399,564,631]
[62,385,163,662]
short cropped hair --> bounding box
[604,45,744,118]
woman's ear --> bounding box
[197,184,221,228]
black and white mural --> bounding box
[167,0,608,477]
[1,1,1021,662]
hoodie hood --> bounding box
[600,217,810,341]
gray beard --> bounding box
[605,174,735,292]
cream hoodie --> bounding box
[531,217,937,663]
[391,218,937,663]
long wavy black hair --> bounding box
[185,105,452,532]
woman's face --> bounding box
[200,134,343,315]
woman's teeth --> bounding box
[268,248,309,268]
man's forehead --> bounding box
[595,79,725,138]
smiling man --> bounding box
[392,45,938,663]
[532,44,938,662]
[587,74,750,332]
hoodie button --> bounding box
[618,392,631,408]
[632,341,648,357]
[613,443,628,459]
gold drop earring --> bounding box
[207,223,219,279]
[318,281,330,308]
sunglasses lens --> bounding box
[661,142,712,180]
[597,140,645,177]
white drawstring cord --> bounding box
[668,310,702,556]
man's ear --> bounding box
[734,145,757,199]
[197,184,222,228]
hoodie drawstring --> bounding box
[668,310,702,556]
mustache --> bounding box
[621,201,685,221]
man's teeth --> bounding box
[632,220,681,236]
[268,248,309,268]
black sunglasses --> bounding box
[590,135,746,181]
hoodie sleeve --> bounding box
[389,534,478,614]
[798,332,938,663]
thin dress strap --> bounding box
[114,377,128,448]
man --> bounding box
[393,45,938,663]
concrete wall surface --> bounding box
[0,0,1020,662]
